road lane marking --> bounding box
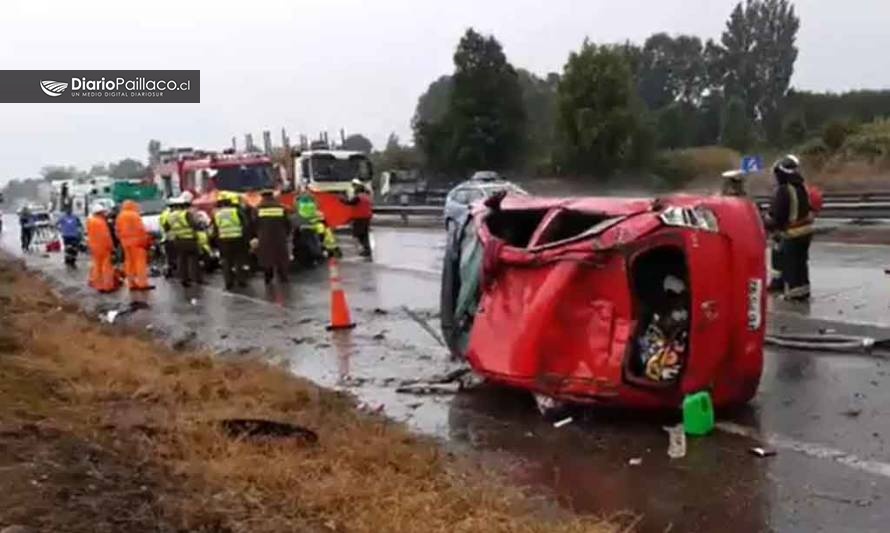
[717,421,890,480]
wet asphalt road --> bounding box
[4,214,890,532]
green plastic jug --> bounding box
[683,391,715,436]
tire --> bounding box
[440,219,464,360]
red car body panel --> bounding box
[464,194,766,409]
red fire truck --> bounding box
[152,149,286,212]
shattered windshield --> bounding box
[311,155,372,182]
[214,164,275,192]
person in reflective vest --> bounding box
[57,207,84,267]
[213,195,247,289]
[765,155,813,301]
[169,196,202,287]
[253,190,291,285]
[296,192,340,257]
[158,197,181,278]
[115,200,154,291]
[86,204,119,293]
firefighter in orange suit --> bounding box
[86,204,119,293]
[114,200,155,291]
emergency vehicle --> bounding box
[152,149,283,212]
[292,146,373,228]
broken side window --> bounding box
[628,246,690,385]
[484,209,549,248]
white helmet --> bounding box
[180,191,194,203]
[90,203,107,215]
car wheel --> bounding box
[440,221,464,360]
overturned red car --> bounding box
[440,193,766,409]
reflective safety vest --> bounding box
[197,230,212,255]
[159,208,171,241]
[783,183,814,238]
[258,206,285,219]
[214,207,243,239]
[170,210,195,240]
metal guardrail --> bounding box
[373,205,442,216]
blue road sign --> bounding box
[741,155,764,174]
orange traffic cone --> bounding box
[326,258,356,331]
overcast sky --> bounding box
[1,0,888,183]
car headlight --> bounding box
[659,206,719,232]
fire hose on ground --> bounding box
[764,333,890,354]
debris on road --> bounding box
[396,382,460,396]
[373,308,388,315]
[220,418,318,444]
[402,305,446,347]
[666,424,687,459]
[811,491,873,507]
[372,331,386,340]
[534,394,567,417]
[842,407,863,418]
[190,298,198,306]
[553,417,573,429]
[171,331,198,351]
[628,457,643,467]
[104,309,121,324]
[749,446,777,458]
[100,301,150,324]
[683,391,715,436]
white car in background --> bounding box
[443,171,526,240]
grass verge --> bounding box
[0,257,623,532]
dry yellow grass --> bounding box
[0,258,625,533]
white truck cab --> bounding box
[293,149,373,195]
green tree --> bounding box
[447,28,526,172]
[712,0,800,142]
[556,40,640,175]
[517,69,559,172]
[720,96,755,151]
[108,158,147,180]
[634,34,707,111]
[342,133,373,153]
[655,103,696,149]
[413,75,453,126]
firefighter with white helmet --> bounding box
[765,154,813,301]
[166,192,203,287]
